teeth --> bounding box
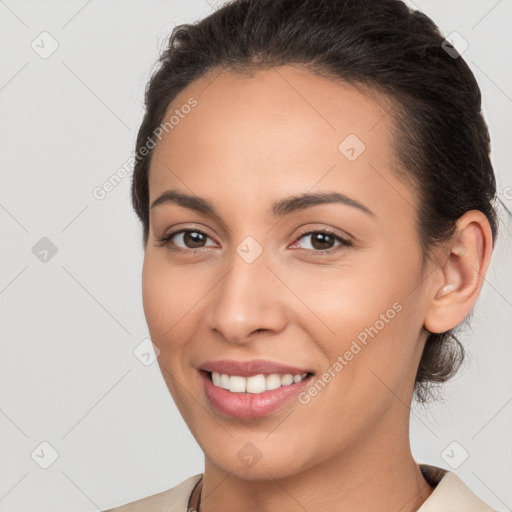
[266,374,282,390]
[281,374,294,386]
[220,373,230,389]
[210,371,308,393]
[229,375,246,393]
[246,374,266,393]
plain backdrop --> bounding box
[0,0,511,510]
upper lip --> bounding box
[199,359,313,377]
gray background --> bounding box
[0,0,511,510]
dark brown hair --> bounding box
[131,0,498,403]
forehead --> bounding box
[149,65,413,219]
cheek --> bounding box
[141,258,166,338]
[307,251,425,385]
[294,268,407,344]
[141,252,200,341]
[142,253,187,348]
[141,254,198,410]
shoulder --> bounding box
[103,474,203,512]
[418,464,497,512]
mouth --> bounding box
[202,369,314,393]
[198,368,315,419]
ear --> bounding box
[424,210,494,334]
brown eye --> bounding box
[157,229,217,251]
[294,229,351,254]
[308,232,336,250]
[181,231,207,248]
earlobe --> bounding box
[424,211,493,334]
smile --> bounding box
[200,371,314,419]
[210,371,309,394]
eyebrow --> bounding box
[150,189,375,218]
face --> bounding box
[142,65,431,480]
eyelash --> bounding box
[156,228,352,256]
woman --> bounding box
[105,0,500,510]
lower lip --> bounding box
[200,370,312,419]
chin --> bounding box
[204,442,312,482]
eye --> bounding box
[156,229,217,251]
[291,229,351,255]
[156,227,351,255]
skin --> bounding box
[141,65,493,512]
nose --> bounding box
[206,249,288,345]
